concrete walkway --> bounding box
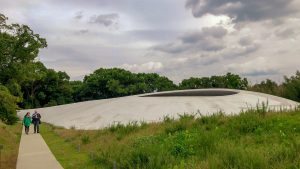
[16,125,63,169]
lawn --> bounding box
[41,108,300,169]
[0,121,22,169]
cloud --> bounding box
[185,0,298,22]
[77,29,89,34]
[152,42,190,54]
[1,0,299,84]
[238,36,253,46]
[275,27,298,39]
[89,13,119,28]
[120,61,163,73]
[74,11,83,20]
[181,26,227,43]
[153,26,228,54]
[226,57,279,76]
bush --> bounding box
[0,85,19,124]
[108,121,140,140]
[81,135,90,144]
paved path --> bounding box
[16,125,63,169]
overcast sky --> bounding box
[1,0,300,84]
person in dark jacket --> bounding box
[32,110,41,133]
[22,112,32,135]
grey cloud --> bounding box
[275,27,298,39]
[181,26,227,43]
[239,37,253,46]
[241,69,279,77]
[186,0,297,22]
[202,26,228,38]
[198,37,226,51]
[77,29,89,34]
[153,42,190,54]
[126,29,182,42]
[226,56,280,78]
[154,26,227,54]
[223,43,261,60]
[89,13,119,27]
[74,11,83,20]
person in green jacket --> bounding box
[22,112,32,135]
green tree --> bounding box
[0,13,48,109]
[0,85,19,124]
[0,14,47,86]
[282,71,300,102]
[249,79,281,96]
[27,68,73,108]
[79,68,177,101]
[179,73,248,90]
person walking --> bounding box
[22,112,32,135]
[32,110,41,133]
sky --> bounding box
[1,0,300,84]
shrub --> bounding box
[0,85,19,124]
[108,121,140,140]
[81,135,90,144]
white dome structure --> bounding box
[18,89,299,129]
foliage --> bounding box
[282,71,300,102]
[77,68,177,101]
[0,13,73,109]
[249,71,300,102]
[179,72,248,90]
[0,14,47,85]
[0,85,19,124]
[81,135,90,145]
[249,79,283,97]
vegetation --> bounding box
[249,71,300,102]
[179,73,248,90]
[0,85,19,124]
[0,121,22,169]
[42,108,300,169]
[77,68,177,101]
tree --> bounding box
[0,85,19,124]
[249,79,281,96]
[79,68,177,101]
[0,13,48,109]
[22,67,74,108]
[179,73,248,90]
[0,14,47,86]
[282,71,300,102]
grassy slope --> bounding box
[0,121,22,169]
[41,110,300,169]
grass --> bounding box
[41,108,300,169]
[0,121,22,169]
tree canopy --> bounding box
[77,68,177,101]
[179,73,248,90]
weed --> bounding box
[163,115,174,123]
[81,135,90,144]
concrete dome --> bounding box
[18,89,299,129]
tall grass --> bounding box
[42,107,300,169]
[0,121,22,169]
